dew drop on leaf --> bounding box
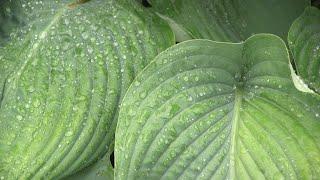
[65,131,73,137]
[16,115,23,121]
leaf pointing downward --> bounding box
[116,34,320,179]
[288,7,320,95]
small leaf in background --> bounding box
[64,151,114,180]
[288,7,320,94]
[0,0,174,179]
[0,0,25,46]
[116,34,320,179]
[147,0,310,42]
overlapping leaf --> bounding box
[116,34,320,179]
[288,7,320,94]
[148,0,310,42]
[0,0,174,179]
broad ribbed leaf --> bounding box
[116,34,320,179]
[148,0,310,42]
[288,7,320,94]
[0,0,174,179]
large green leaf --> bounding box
[116,34,320,179]
[147,0,310,42]
[288,7,320,94]
[0,0,174,179]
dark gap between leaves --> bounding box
[312,0,320,7]
[0,77,8,109]
[142,0,152,8]
[110,151,115,168]
[68,0,91,9]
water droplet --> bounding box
[88,47,93,54]
[64,19,70,26]
[33,99,41,107]
[65,131,73,137]
[134,81,140,87]
[81,32,89,40]
[28,86,35,93]
[16,115,23,121]
[140,91,147,99]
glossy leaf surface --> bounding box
[288,7,320,94]
[116,34,320,180]
[0,0,174,179]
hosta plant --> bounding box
[115,34,320,180]
[0,0,173,179]
[288,7,320,94]
[0,0,319,179]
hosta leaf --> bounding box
[0,0,174,179]
[148,0,310,42]
[116,34,320,179]
[288,7,320,94]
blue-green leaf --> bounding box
[116,34,320,179]
[288,7,320,94]
[148,0,310,42]
[0,0,174,179]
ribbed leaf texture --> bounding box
[0,0,174,179]
[288,7,320,94]
[148,0,310,42]
[116,34,320,180]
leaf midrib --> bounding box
[229,88,242,179]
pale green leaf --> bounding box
[288,7,320,94]
[148,0,310,42]
[0,0,174,179]
[116,34,320,179]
